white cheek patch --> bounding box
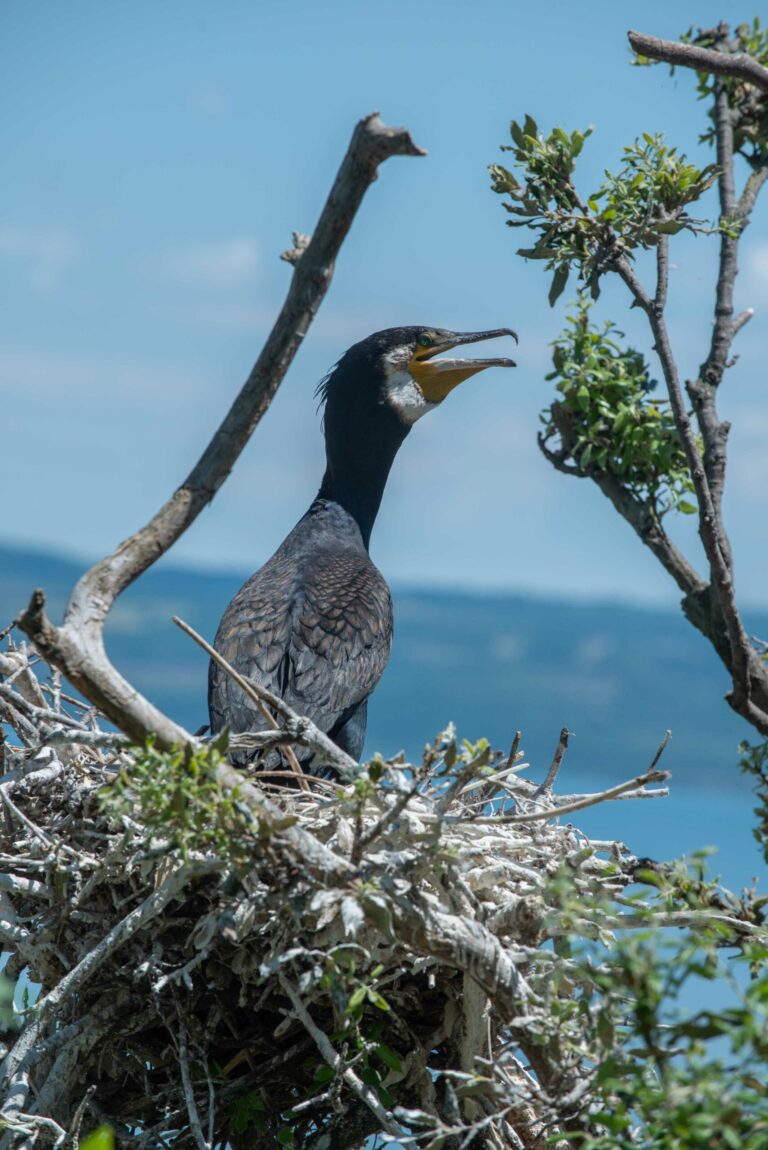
[384,370,436,424]
[380,350,437,424]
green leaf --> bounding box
[360,894,394,940]
[209,726,230,754]
[523,113,538,140]
[367,988,391,1011]
[374,1043,402,1072]
[79,1129,115,1150]
[376,1084,395,1109]
[678,500,697,514]
[277,1128,295,1147]
[509,120,525,148]
[656,219,686,235]
[347,986,367,1012]
[548,264,569,307]
[360,1066,381,1087]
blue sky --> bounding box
[3,0,767,606]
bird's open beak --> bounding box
[410,328,517,403]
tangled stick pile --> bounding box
[1,639,761,1150]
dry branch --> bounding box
[17,112,425,750]
[628,29,768,92]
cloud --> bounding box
[0,225,81,293]
[142,237,260,291]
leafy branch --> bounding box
[540,297,695,518]
[490,120,716,304]
[492,21,768,739]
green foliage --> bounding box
[541,296,695,515]
[595,135,717,241]
[230,1090,267,1137]
[102,738,294,866]
[489,116,595,304]
[316,949,392,1022]
[526,862,768,1150]
[226,1087,301,1145]
[740,740,768,865]
[0,974,17,1032]
[490,117,715,302]
[78,1127,114,1150]
[568,935,768,1150]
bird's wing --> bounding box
[208,548,392,753]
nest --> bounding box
[0,639,682,1150]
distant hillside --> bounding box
[1,542,762,791]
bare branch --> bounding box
[17,112,425,749]
[178,1028,210,1150]
[535,727,570,796]
[655,232,669,312]
[628,29,768,93]
[475,767,669,824]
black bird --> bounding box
[208,326,516,775]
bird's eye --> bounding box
[417,335,433,348]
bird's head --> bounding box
[319,325,517,426]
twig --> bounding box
[177,617,311,792]
[505,732,522,771]
[30,860,220,1029]
[352,773,425,862]
[598,909,764,937]
[0,872,51,899]
[64,1084,96,1150]
[648,730,671,771]
[628,29,768,93]
[173,615,357,780]
[45,728,129,750]
[473,769,669,825]
[0,618,19,644]
[0,699,38,746]
[534,728,569,796]
[178,1027,210,1150]
[0,786,55,850]
[247,768,341,794]
[0,683,84,731]
[278,973,407,1139]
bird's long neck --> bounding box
[317,409,409,550]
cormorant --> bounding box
[208,325,516,776]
